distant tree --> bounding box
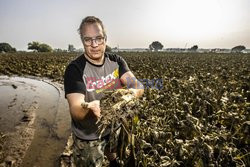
[28,41,52,52]
[28,41,40,52]
[149,41,164,51]
[105,45,112,52]
[149,44,154,51]
[190,45,198,51]
[0,43,16,52]
[231,45,246,53]
[68,44,76,52]
[38,43,53,52]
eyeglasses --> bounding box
[82,36,105,46]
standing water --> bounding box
[0,76,71,167]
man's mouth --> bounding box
[91,50,100,53]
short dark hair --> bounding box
[78,16,106,39]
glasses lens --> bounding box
[83,38,91,45]
[95,37,104,44]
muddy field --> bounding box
[0,52,249,167]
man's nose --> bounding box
[91,39,98,47]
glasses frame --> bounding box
[82,36,106,46]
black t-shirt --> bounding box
[64,53,130,140]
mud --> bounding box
[0,76,71,167]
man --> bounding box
[64,16,144,167]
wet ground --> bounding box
[0,76,71,167]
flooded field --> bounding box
[0,76,71,167]
[0,52,249,166]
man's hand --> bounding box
[120,71,144,98]
[128,88,137,96]
[87,100,101,118]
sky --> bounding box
[0,0,250,50]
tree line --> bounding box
[148,41,247,53]
[0,42,112,53]
[0,42,247,53]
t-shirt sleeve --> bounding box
[64,64,86,98]
[117,56,130,78]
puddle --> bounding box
[0,76,71,167]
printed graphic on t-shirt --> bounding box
[84,68,122,93]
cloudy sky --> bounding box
[0,0,249,50]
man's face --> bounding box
[82,23,106,61]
